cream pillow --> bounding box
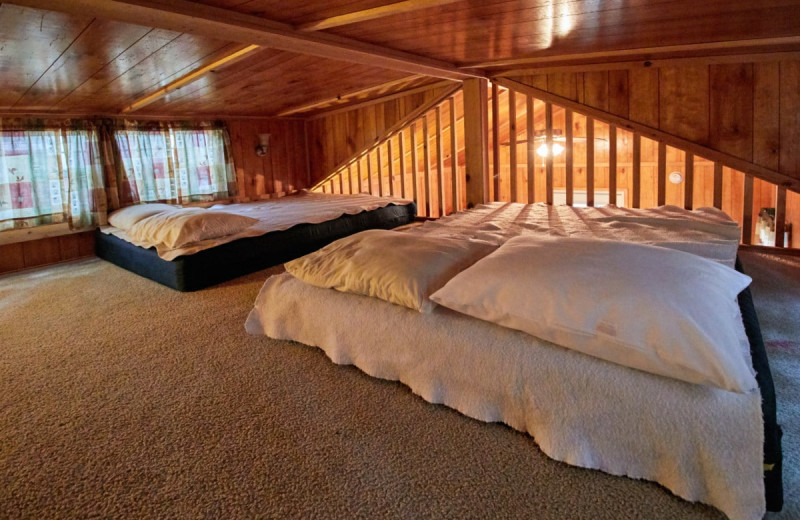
[285,229,495,312]
[430,235,757,393]
[127,208,258,249]
[107,203,177,230]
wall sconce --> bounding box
[669,171,684,184]
[256,134,270,156]
[534,129,565,158]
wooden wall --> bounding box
[306,85,455,185]
[0,231,94,275]
[225,117,309,200]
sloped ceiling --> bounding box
[1,0,800,117]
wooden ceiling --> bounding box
[2,0,799,118]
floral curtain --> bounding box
[0,119,105,231]
[111,120,236,206]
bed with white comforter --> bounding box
[245,203,779,520]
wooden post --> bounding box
[423,114,432,217]
[376,145,383,197]
[399,130,407,199]
[632,134,641,208]
[492,83,500,201]
[586,115,594,207]
[509,89,517,202]
[436,105,446,216]
[684,153,694,210]
[387,138,395,197]
[742,174,754,245]
[545,102,554,205]
[565,109,573,206]
[410,122,419,206]
[775,186,787,248]
[358,158,364,194]
[657,141,667,206]
[609,125,617,206]
[526,95,535,203]
[713,162,723,209]
[462,78,489,208]
[449,96,459,212]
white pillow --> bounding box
[285,229,495,312]
[127,208,258,249]
[430,235,757,393]
[107,203,177,230]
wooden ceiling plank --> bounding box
[493,76,800,193]
[53,28,181,110]
[7,0,481,81]
[298,0,463,32]
[123,43,260,112]
[0,5,94,107]
[16,20,155,110]
[464,36,800,70]
[277,75,425,116]
[307,79,454,119]
[496,50,800,77]
[87,35,235,112]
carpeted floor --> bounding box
[0,251,796,519]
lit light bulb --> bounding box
[536,143,550,157]
[552,143,565,156]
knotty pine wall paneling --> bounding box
[225,118,309,200]
[0,232,94,275]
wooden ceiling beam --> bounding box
[8,0,481,81]
[298,0,463,32]
[464,36,800,71]
[122,44,261,113]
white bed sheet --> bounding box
[245,203,763,520]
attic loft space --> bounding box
[1,0,800,275]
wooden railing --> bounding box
[313,80,796,248]
[314,88,463,219]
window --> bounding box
[0,127,105,231]
[113,123,235,206]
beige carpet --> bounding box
[0,253,796,519]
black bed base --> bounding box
[737,257,783,512]
[95,203,416,292]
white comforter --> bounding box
[101,191,412,260]
[245,203,763,520]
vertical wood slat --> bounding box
[449,96,459,212]
[632,133,641,208]
[586,115,594,207]
[338,169,344,194]
[775,186,787,248]
[492,83,500,201]
[436,105,446,216]
[348,164,355,194]
[423,116,432,217]
[410,122,419,207]
[526,95,535,203]
[565,109,573,206]
[367,153,373,195]
[509,89,517,202]
[713,162,723,209]
[608,125,617,206]
[742,174,754,245]
[684,153,694,210]
[657,141,667,206]
[399,130,407,199]
[377,145,383,197]
[545,102,554,205]
[358,158,364,194]
[387,138,395,197]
